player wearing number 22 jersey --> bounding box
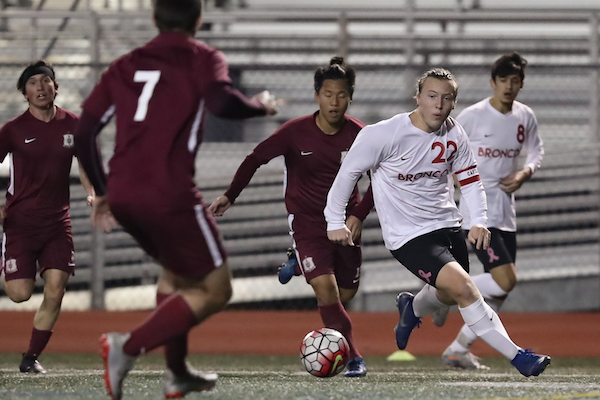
[326,68,551,378]
[326,112,485,252]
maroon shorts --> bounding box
[2,224,75,281]
[109,201,227,279]
[290,216,362,290]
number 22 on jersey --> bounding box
[133,70,161,122]
[431,141,457,164]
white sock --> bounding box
[449,324,478,353]
[471,273,508,312]
[412,284,446,318]
[450,273,509,350]
[458,297,519,360]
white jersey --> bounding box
[325,112,487,251]
[457,98,543,231]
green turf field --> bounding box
[1,353,599,400]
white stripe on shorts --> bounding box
[194,204,223,267]
[1,233,5,267]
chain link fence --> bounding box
[0,7,598,312]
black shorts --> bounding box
[391,227,469,287]
[468,228,516,272]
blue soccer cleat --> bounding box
[511,348,551,377]
[394,292,421,350]
[277,248,300,284]
[344,356,367,377]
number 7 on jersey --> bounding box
[133,70,161,122]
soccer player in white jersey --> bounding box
[439,52,544,370]
[325,68,550,377]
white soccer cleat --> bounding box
[164,367,217,399]
[100,333,136,400]
[442,347,490,370]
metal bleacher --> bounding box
[0,1,599,311]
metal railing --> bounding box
[0,6,599,310]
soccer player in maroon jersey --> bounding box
[74,0,277,399]
[0,60,95,374]
[209,57,373,378]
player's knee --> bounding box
[494,266,517,293]
[500,276,517,293]
[314,287,340,305]
[7,287,33,303]
[43,285,66,304]
[339,288,357,303]
[208,280,232,309]
[447,278,480,305]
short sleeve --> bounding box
[0,123,12,163]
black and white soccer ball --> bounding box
[300,328,349,378]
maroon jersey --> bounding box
[79,32,266,207]
[0,107,78,229]
[225,113,371,231]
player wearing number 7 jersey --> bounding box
[325,68,550,377]
[74,0,278,399]
[440,52,544,370]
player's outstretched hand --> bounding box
[209,195,232,217]
[0,206,5,224]
[467,224,491,250]
[345,215,363,243]
[91,195,118,233]
[327,226,355,247]
[253,90,279,116]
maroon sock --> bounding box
[123,294,197,357]
[25,328,53,358]
[318,301,361,359]
[157,292,188,375]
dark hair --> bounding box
[17,60,57,95]
[153,0,202,34]
[314,57,356,97]
[491,52,527,81]
[415,68,458,97]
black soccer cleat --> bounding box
[19,354,47,374]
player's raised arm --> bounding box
[202,50,278,119]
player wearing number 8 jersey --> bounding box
[74,0,278,399]
[440,52,544,370]
[325,68,550,377]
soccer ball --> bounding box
[300,328,349,378]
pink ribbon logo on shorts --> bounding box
[487,247,500,263]
[418,269,432,283]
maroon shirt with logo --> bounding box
[0,107,78,229]
[225,112,373,231]
[80,32,266,208]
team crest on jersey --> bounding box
[63,133,75,148]
[340,151,348,163]
[5,258,17,274]
[302,257,316,273]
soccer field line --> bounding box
[463,394,600,400]
[1,367,598,383]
